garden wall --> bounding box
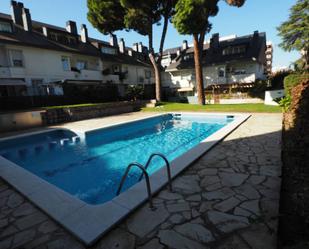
[279,78,309,246]
[41,101,146,125]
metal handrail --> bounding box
[139,153,172,192]
[116,162,154,209]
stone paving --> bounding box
[0,114,282,249]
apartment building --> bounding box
[161,32,271,96]
[0,1,154,97]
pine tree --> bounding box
[88,0,177,101]
[277,0,309,70]
[173,0,246,105]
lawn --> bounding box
[142,102,282,113]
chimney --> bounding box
[66,21,77,35]
[210,33,219,49]
[42,26,48,37]
[253,30,259,40]
[182,40,188,50]
[11,1,23,26]
[119,38,125,53]
[132,43,138,52]
[22,8,32,32]
[80,24,88,43]
[128,50,133,56]
[138,42,143,53]
[110,34,118,47]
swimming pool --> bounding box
[1,113,232,205]
[0,112,249,245]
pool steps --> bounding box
[0,135,82,158]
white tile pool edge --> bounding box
[0,112,251,245]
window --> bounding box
[0,21,12,33]
[222,45,246,56]
[76,60,87,70]
[218,68,225,78]
[10,50,24,67]
[145,70,151,79]
[61,56,70,71]
[49,32,58,41]
[183,54,193,61]
[101,47,117,55]
[233,69,246,75]
[112,65,120,73]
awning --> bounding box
[177,87,194,92]
[0,78,26,86]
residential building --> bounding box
[265,41,273,75]
[0,1,154,97]
[161,32,271,96]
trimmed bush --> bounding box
[284,73,309,96]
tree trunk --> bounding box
[149,53,162,101]
[148,28,162,102]
[193,34,205,105]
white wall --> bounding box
[162,70,195,89]
[163,61,267,90]
[102,61,154,85]
[265,89,285,106]
[4,44,102,84]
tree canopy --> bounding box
[87,0,125,35]
[87,0,177,101]
[277,0,309,53]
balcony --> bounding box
[228,74,256,84]
[79,69,103,80]
[103,74,120,83]
[0,67,11,77]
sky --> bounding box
[0,0,300,70]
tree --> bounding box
[120,0,177,101]
[88,0,177,101]
[173,0,245,105]
[87,0,125,35]
[277,0,309,71]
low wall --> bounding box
[213,98,263,104]
[0,110,44,132]
[0,101,148,132]
[41,101,145,125]
[173,96,264,105]
[264,89,285,106]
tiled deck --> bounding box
[0,113,282,249]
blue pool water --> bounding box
[0,114,233,205]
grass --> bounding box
[142,102,282,113]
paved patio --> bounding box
[0,113,282,249]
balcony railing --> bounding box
[0,67,11,77]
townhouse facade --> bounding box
[0,1,154,97]
[161,32,272,96]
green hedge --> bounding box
[284,73,309,96]
[279,73,309,111]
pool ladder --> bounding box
[116,153,172,210]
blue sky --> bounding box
[0,0,300,69]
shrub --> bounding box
[248,80,268,99]
[269,70,292,90]
[284,73,309,96]
[281,72,309,111]
[126,85,144,101]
